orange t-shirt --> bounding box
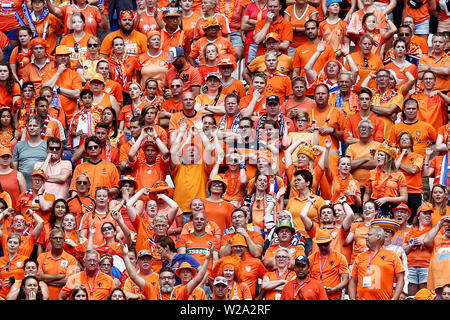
[428,233,450,291]
[384,61,418,89]
[37,251,78,300]
[193,13,231,40]
[60,4,102,36]
[349,222,370,264]
[371,89,404,140]
[0,253,27,299]
[139,50,169,92]
[69,160,120,198]
[366,169,407,198]
[123,271,159,298]
[61,271,115,300]
[100,30,148,57]
[403,225,433,268]
[281,277,328,300]
[395,152,424,193]
[330,173,361,205]
[404,0,430,24]
[389,121,436,158]
[319,18,347,52]
[1,233,36,258]
[239,252,268,298]
[41,66,83,122]
[9,47,30,80]
[344,112,384,143]
[182,11,202,41]
[59,32,93,69]
[263,270,296,300]
[176,233,219,276]
[108,55,142,92]
[419,52,450,92]
[350,248,404,300]
[0,0,25,31]
[253,17,293,56]
[308,250,349,300]
[190,36,236,66]
[284,4,319,48]
[135,9,163,34]
[345,52,383,92]
[221,79,246,100]
[307,224,349,256]
[66,195,95,227]
[345,140,381,188]
[129,157,170,190]
[79,211,119,247]
[293,41,335,80]
[412,92,447,130]
[238,95,267,118]
[203,199,235,234]
[21,59,55,96]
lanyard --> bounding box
[366,249,379,274]
[293,280,308,300]
[318,254,329,282]
[85,271,99,300]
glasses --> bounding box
[102,226,114,232]
[76,181,89,185]
[88,43,99,48]
[87,145,100,150]
[317,242,330,247]
[49,146,61,151]
[399,33,410,36]
[211,182,224,187]
[170,84,181,88]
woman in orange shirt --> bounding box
[60,12,93,70]
[101,107,124,149]
[14,81,37,136]
[138,31,168,94]
[403,205,433,296]
[429,184,450,227]
[0,233,27,299]
[0,62,21,110]
[261,247,296,300]
[118,82,146,137]
[331,156,361,207]
[212,254,252,300]
[10,26,33,83]
[344,200,378,264]
[197,43,219,84]
[363,142,408,218]
[90,73,120,116]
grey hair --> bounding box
[358,119,374,130]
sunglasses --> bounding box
[211,181,224,187]
[87,145,100,150]
[88,43,99,48]
[49,146,61,151]
[170,84,181,88]
[102,226,114,232]
[76,181,89,185]
[398,33,410,36]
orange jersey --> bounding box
[344,112,385,143]
[239,252,268,298]
[308,105,347,152]
[15,192,55,224]
[366,169,407,198]
[79,211,119,247]
[59,32,93,69]
[349,222,370,264]
[371,89,404,140]
[193,13,231,40]
[21,59,55,96]
[419,52,450,92]
[247,53,293,77]
[61,271,115,300]
[384,62,418,89]
[285,194,326,239]
[0,82,20,109]
[253,17,293,56]
[345,52,383,92]
[161,98,183,114]
[0,0,25,31]
[0,253,27,299]
[307,224,349,256]
[284,4,319,48]
[239,95,267,118]
[100,30,148,57]
[293,41,335,79]
[330,173,361,205]
[427,233,450,291]
[389,121,436,158]
[345,140,381,188]
[182,11,202,41]
[129,157,170,190]
[108,55,142,92]
[160,28,189,54]
[351,248,405,300]
[135,9,163,34]
[221,79,246,100]
[164,64,203,92]
[139,50,169,92]
[403,225,433,268]
[281,277,328,300]
[190,36,236,66]
[412,92,447,130]
[263,270,296,300]
[60,4,102,36]
[1,233,36,259]
[203,199,235,234]
[404,0,430,24]
[37,251,78,300]
[9,47,30,80]
[319,18,347,52]
[308,250,349,300]
[69,160,120,198]
[67,195,95,227]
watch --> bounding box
[56,86,61,94]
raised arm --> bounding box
[121,242,146,291]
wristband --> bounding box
[314,128,319,131]
[239,163,246,169]
[423,163,429,166]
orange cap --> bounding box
[175,262,197,278]
[230,234,247,247]
[55,45,71,55]
[0,146,12,157]
[414,288,437,300]
[90,73,105,83]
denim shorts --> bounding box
[230,31,244,48]
[408,266,429,284]
[247,43,258,64]
[415,19,430,35]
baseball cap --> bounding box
[392,203,411,216]
[202,16,220,29]
[213,276,228,286]
[205,72,221,81]
[417,203,434,214]
[230,234,247,247]
[326,0,342,7]
[137,249,153,259]
[264,32,280,42]
[90,73,105,83]
[31,169,46,180]
[167,46,185,64]
[55,45,71,55]
[163,7,181,17]
[0,147,12,157]
[118,175,137,189]
[266,95,280,105]
[294,255,310,266]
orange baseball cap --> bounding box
[90,73,105,83]
[264,32,280,42]
[0,147,12,157]
[163,7,181,17]
[150,181,174,198]
[202,16,220,29]
[392,203,411,216]
[417,203,434,214]
[31,169,46,180]
[55,45,71,55]
[414,288,437,300]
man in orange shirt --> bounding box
[308,229,349,300]
[160,8,189,53]
[36,228,79,300]
[66,173,95,226]
[253,0,293,57]
[100,10,148,58]
[58,249,115,300]
[411,70,449,130]
[348,225,405,300]
[418,32,450,93]
[128,127,170,190]
[345,88,384,145]
[119,116,146,174]
[240,72,269,118]
[281,255,328,300]
[390,98,436,158]
[292,20,334,82]
[41,45,82,122]
[218,57,246,100]
[69,136,120,199]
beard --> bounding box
[160,284,173,293]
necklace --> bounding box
[218,0,236,23]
